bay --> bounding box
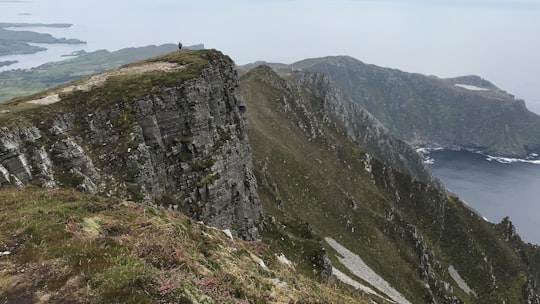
[427,150,540,245]
[0,42,85,71]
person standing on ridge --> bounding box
[178,42,182,50]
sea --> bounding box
[1,0,540,244]
[424,149,540,245]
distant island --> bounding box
[0,60,18,67]
[0,22,85,56]
[0,22,73,28]
[0,43,204,102]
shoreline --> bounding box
[416,147,540,165]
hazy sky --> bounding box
[2,0,540,111]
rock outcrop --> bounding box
[292,71,442,189]
[0,50,261,240]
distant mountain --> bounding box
[291,56,540,158]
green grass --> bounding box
[0,186,368,303]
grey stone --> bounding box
[0,52,261,240]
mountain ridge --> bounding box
[287,55,540,158]
[240,64,540,303]
[1,49,540,303]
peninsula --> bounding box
[0,22,85,56]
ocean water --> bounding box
[426,150,540,245]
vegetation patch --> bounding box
[0,187,366,303]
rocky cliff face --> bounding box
[0,50,260,240]
[291,56,540,157]
[292,70,442,189]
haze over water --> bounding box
[2,0,540,113]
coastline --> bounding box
[0,22,85,57]
[0,60,18,67]
[416,146,540,165]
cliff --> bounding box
[0,49,260,240]
[2,49,540,303]
[291,56,540,158]
[241,65,540,304]
[291,70,442,189]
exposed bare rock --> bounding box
[0,50,261,240]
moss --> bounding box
[192,157,214,172]
[127,140,139,150]
[196,173,221,188]
[125,183,144,202]
[174,135,193,144]
[156,193,177,206]
[179,151,193,162]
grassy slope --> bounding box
[241,66,428,302]
[0,187,365,304]
[241,65,539,303]
[0,49,210,129]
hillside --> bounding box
[241,65,540,303]
[290,56,540,158]
[0,187,363,303]
[1,49,540,303]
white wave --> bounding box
[417,147,540,165]
[416,147,445,153]
[416,147,430,154]
[423,157,435,165]
[485,155,540,165]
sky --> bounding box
[1,0,540,112]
